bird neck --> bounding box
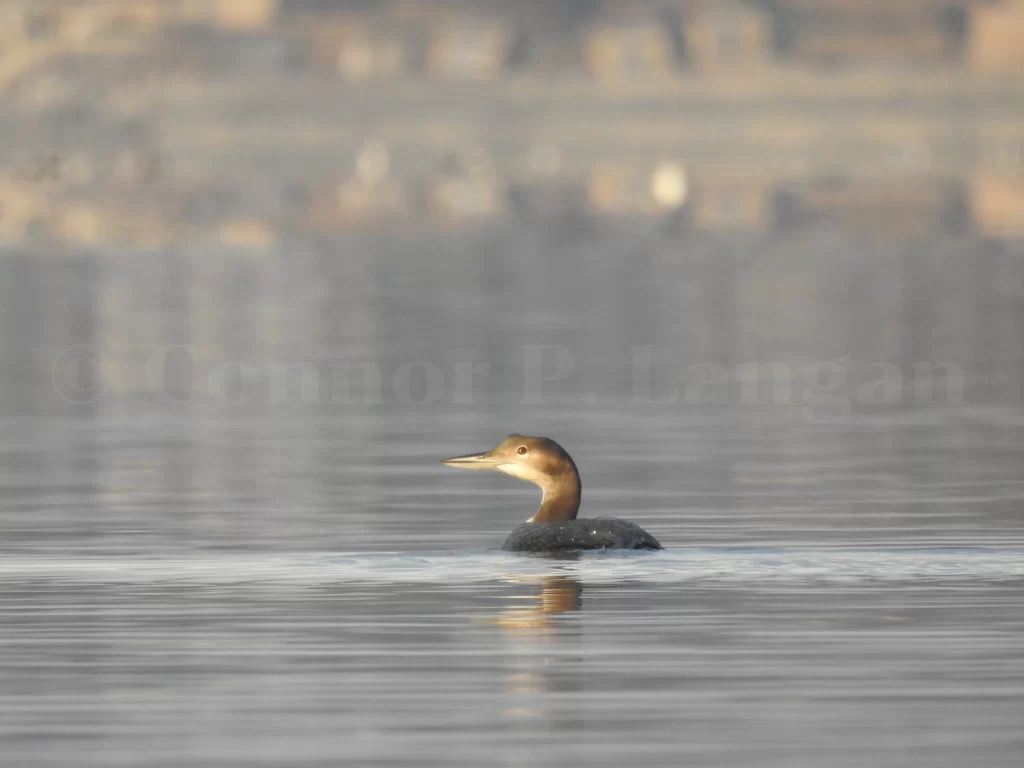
[529,467,581,522]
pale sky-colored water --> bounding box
[1,225,1023,766]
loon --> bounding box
[441,434,662,552]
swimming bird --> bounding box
[441,435,662,552]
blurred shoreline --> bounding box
[1,0,1022,246]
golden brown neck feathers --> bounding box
[528,450,581,522]
[440,434,582,523]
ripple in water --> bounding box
[3,547,1023,587]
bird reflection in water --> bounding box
[491,570,584,731]
[495,573,582,629]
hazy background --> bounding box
[1,0,1021,553]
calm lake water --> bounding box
[1,226,1023,766]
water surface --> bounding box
[2,230,1023,766]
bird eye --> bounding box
[517,446,528,455]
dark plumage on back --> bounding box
[502,518,662,552]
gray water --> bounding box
[2,227,1024,766]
